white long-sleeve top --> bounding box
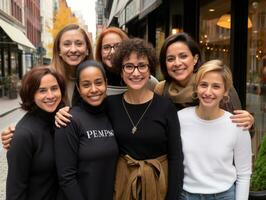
[178,107,252,200]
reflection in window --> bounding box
[11,51,18,74]
[199,0,231,66]
[247,0,266,155]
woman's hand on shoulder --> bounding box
[230,110,254,130]
[1,125,15,150]
[55,106,72,128]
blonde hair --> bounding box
[194,59,233,92]
[51,24,93,81]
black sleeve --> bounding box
[54,119,85,200]
[6,127,34,200]
[165,102,184,200]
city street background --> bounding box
[0,97,24,200]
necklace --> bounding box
[122,96,153,134]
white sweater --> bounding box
[178,107,252,199]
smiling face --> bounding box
[121,52,150,91]
[77,67,107,106]
[166,41,198,86]
[34,74,62,113]
[197,71,227,109]
[59,29,88,67]
[101,32,123,68]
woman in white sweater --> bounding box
[178,59,252,200]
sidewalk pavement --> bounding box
[0,96,21,117]
[0,97,21,200]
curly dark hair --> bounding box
[159,32,202,81]
[111,38,157,75]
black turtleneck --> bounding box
[104,69,127,96]
[105,68,123,86]
[54,99,118,200]
[6,108,61,200]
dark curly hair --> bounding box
[111,38,157,75]
[159,32,202,81]
[20,66,65,112]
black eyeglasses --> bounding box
[122,63,150,74]
[102,43,120,54]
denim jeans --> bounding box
[179,184,235,200]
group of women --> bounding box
[1,23,253,200]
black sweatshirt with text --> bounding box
[54,100,118,200]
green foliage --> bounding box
[251,134,266,191]
[4,74,18,90]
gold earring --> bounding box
[223,95,230,103]
[192,92,198,100]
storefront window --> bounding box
[11,51,18,74]
[199,0,231,66]
[4,50,8,75]
[25,53,33,72]
[247,0,266,155]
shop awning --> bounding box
[107,0,130,26]
[116,0,130,16]
[139,0,162,20]
[0,18,35,50]
[107,0,119,26]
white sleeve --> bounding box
[234,129,252,200]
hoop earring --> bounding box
[223,95,230,103]
[192,92,198,100]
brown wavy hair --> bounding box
[51,24,93,81]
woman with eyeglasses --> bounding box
[95,27,128,95]
[53,38,183,199]
[108,38,183,200]
[95,27,158,95]
[1,24,94,149]
[52,27,160,127]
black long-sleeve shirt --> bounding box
[6,108,60,200]
[106,93,184,199]
[54,100,118,200]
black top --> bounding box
[54,100,119,200]
[106,93,184,199]
[6,108,61,200]
[106,68,124,86]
